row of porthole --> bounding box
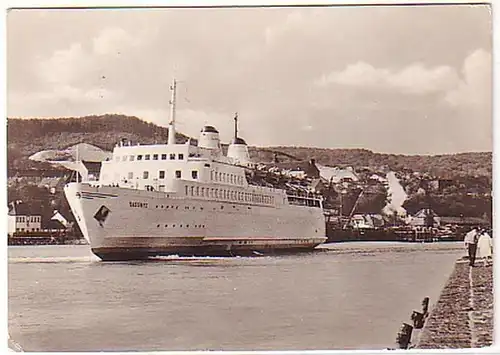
[154,204,251,211]
[154,205,202,211]
[156,205,179,209]
[156,224,206,228]
[212,205,252,210]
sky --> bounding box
[6,4,493,155]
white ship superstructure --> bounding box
[64,80,326,260]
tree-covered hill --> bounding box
[249,146,492,179]
[7,114,189,155]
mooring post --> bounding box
[411,310,425,329]
[396,323,413,349]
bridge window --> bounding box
[201,187,205,196]
[128,172,133,179]
[153,154,159,160]
[170,154,176,160]
[137,155,143,161]
[145,154,151,160]
[178,153,184,160]
[129,155,135,161]
[122,156,127,161]
[192,170,198,179]
[175,170,182,179]
[196,186,199,196]
[161,154,167,160]
[159,170,165,179]
[190,186,194,196]
[143,171,149,179]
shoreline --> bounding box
[415,258,493,349]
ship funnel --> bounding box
[198,125,221,149]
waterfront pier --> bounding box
[416,259,493,349]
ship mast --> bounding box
[76,143,79,183]
[168,79,177,145]
[233,112,238,140]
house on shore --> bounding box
[37,176,68,194]
[408,208,441,228]
[8,202,71,236]
[8,201,43,236]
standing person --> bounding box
[464,227,479,266]
[477,228,493,266]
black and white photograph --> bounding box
[6,1,494,352]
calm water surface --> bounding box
[8,242,463,351]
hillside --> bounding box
[7,114,190,154]
[248,147,492,179]
[7,114,492,179]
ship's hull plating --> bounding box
[64,183,327,261]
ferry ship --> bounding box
[64,80,326,260]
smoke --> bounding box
[383,171,407,217]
